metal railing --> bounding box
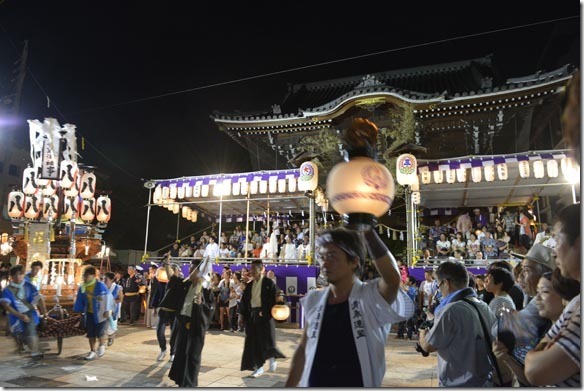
[143,256,312,266]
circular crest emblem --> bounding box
[361,165,389,190]
[299,162,315,181]
[287,286,296,294]
[397,154,417,175]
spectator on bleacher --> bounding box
[481,231,498,258]
[502,209,517,244]
[168,242,180,258]
[294,225,304,246]
[219,242,230,260]
[435,233,451,258]
[280,234,297,262]
[467,233,481,258]
[450,232,466,256]
[200,231,210,245]
[297,236,310,260]
[518,208,533,250]
[456,211,473,240]
[179,243,193,258]
[428,219,444,247]
[189,236,198,251]
[204,236,220,261]
[252,242,262,258]
[473,208,487,229]
[219,232,229,246]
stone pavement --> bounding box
[0,319,438,387]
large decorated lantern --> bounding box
[298,161,318,192]
[326,118,395,228]
[396,154,418,186]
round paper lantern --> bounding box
[7,191,25,218]
[24,194,41,219]
[471,167,482,183]
[277,179,286,193]
[242,181,250,195]
[561,157,580,184]
[497,163,508,180]
[232,182,241,196]
[201,184,209,197]
[271,302,290,322]
[42,195,59,219]
[161,185,170,199]
[42,180,56,196]
[410,177,420,192]
[169,184,177,199]
[80,172,96,199]
[177,183,186,199]
[172,203,180,214]
[153,185,162,201]
[446,169,456,184]
[185,183,193,198]
[484,165,495,182]
[395,154,418,186]
[268,177,277,193]
[518,161,530,178]
[547,159,559,178]
[288,177,297,193]
[23,167,38,195]
[59,160,78,189]
[212,183,222,197]
[433,170,444,184]
[298,161,318,191]
[533,160,545,179]
[81,198,96,222]
[192,184,201,198]
[327,156,395,219]
[259,180,268,194]
[62,197,76,220]
[64,181,79,197]
[96,196,112,223]
[419,166,431,185]
[456,168,467,183]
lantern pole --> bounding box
[405,186,415,266]
[143,182,154,257]
[175,211,180,241]
[218,190,223,244]
[244,186,251,259]
[309,192,315,263]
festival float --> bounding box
[4,118,112,352]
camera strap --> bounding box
[461,297,504,386]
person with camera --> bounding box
[417,261,497,386]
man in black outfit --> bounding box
[240,259,285,378]
[154,262,182,362]
[120,265,143,325]
[167,258,214,388]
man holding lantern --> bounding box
[285,118,415,387]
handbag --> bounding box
[462,298,506,386]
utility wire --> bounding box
[68,15,579,115]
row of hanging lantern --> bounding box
[7,167,112,224]
[152,163,319,205]
[418,157,578,185]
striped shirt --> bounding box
[546,294,581,387]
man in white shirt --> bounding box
[203,236,220,261]
[285,227,414,387]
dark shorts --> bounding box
[85,315,106,338]
[218,300,230,308]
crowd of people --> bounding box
[418,206,555,264]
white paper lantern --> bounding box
[182,206,190,218]
[277,179,286,193]
[201,184,209,197]
[395,154,418,186]
[154,185,162,201]
[23,167,38,195]
[433,170,443,184]
[533,160,545,179]
[259,180,268,194]
[232,182,241,196]
[410,176,420,192]
[42,195,59,219]
[80,172,96,199]
[268,177,278,193]
[497,163,508,180]
[212,183,222,197]
[298,161,318,191]
[249,180,257,195]
[7,191,25,218]
[456,168,467,183]
[169,184,177,199]
[561,157,580,184]
[484,165,495,182]
[42,180,56,196]
[96,195,112,223]
[518,161,530,178]
[222,180,231,196]
[62,197,77,220]
[288,177,297,193]
[59,160,78,189]
[419,166,431,185]
[24,194,41,219]
[241,181,250,195]
[412,191,421,205]
[547,159,559,178]
[161,185,170,199]
[177,183,186,199]
[64,181,79,197]
[193,184,201,198]
[471,167,482,182]
[81,198,96,222]
[185,183,193,198]
[327,157,395,218]
[446,169,456,184]
[172,203,180,214]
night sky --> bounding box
[0,1,580,252]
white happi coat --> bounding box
[299,278,415,387]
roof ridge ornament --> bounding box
[356,74,383,89]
